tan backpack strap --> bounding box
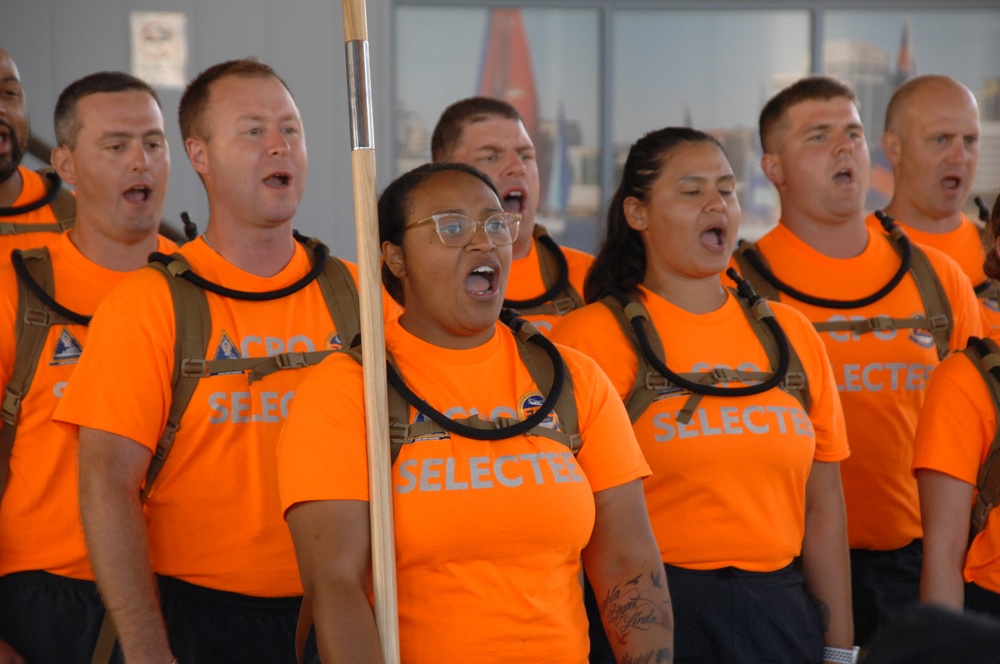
[201,241,357,382]
[42,168,77,231]
[141,256,212,501]
[731,241,781,302]
[512,318,581,452]
[176,349,336,385]
[372,318,580,458]
[306,238,361,348]
[385,358,411,465]
[534,225,584,315]
[343,347,409,466]
[730,287,810,414]
[598,293,667,424]
[89,608,119,664]
[600,287,810,425]
[2,249,55,499]
[504,225,584,317]
[141,240,361,500]
[812,315,950,338]
[886,227,953,361]
[1,248,83,501]
[966,337,1000,539]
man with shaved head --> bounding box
[869,75,996,327]
[432,97,594,334]
[731,75,984,650]
[0,47,76,262]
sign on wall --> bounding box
[130,11,188,89]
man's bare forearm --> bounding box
[79,427,174,662]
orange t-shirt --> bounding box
[0,231,177,580]
[0,167,73,263]
[53,238,356,596]
[730,223,984,550]
[912,329,1000,594]
[867,212,1000,330]
[551,285,848,571]
[506,235,593,335]
[278,317,649,664]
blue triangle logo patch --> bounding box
[213,330,242,360]
[50,326,83,365]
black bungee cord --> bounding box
[612,269,793,398]
[503,233,571,310]
[738,209,912,310]
[11,249,91,326]
[0,171,63,217]
[385,308,567,441]
[148,230,327,301]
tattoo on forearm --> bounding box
[600,573,673,647]
[621,648,672,664]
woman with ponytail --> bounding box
[551,127,855,664]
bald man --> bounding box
[867,75,996,327]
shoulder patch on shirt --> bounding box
[518,391,562,431]
[907,317,936,350]
[325,331,344,350]
[213,330,242,360]
[49,327,83,366]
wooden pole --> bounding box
[341,1,400,661]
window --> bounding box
[394,6,600,250]
[822,9,1000,213]
[394,3,1000,250]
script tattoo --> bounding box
[622,649,672,664]
[600,574,672,647]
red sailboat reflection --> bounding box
[477,8,539,141]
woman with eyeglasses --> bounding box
[550,128,855,664]
[276,162,673,663]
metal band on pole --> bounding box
[345,40,374,150]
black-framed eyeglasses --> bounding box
[403,211,521,247]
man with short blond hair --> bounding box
[54,57,358,664]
